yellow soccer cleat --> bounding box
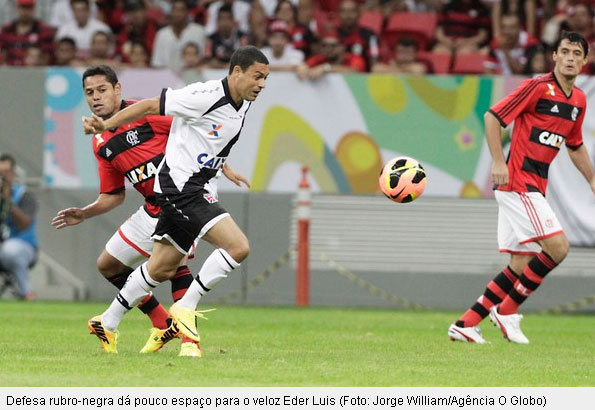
[168,302,214,343]
[179,341,202,358]
[139,320,180,354]
[88,315,118,354]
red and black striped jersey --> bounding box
[92,100,173,216]
[0,20,55,66]
[489,72,586,195]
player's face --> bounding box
[83,75,122,119]
[235,62,269,101]
[553,39,587,77]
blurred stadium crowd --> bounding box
[1,0,595,77]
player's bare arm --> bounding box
[52,191,125,229]
[484,111,509,186]
[223,163,251,188]
[83,97,160,134]
[567,145,595,194]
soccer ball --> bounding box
[378,156,427,203]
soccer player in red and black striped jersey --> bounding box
[52,65,249,355]
[449,32,595,344]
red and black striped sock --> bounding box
[499,252,557,315]
[456,266,518,327]
[107,269,169,329]
[171,265,199,345]
[171,265,193,302]
[138,294,169,329]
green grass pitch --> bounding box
[0,301,593,386]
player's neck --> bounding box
[553,70,575,96]
[227,78,243,106]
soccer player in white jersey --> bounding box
[52,65,250,356]
[82,46,269,352]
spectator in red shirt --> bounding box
[484,13,540,75]
[0,0,55,66]
[116,0,159,63]
[337,0,379,70]
[275,0,316,57]
[297,30,366,80]
[433,0,491,55]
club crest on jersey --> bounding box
[546,83,555,96]
[125,160,158,185]
[197,153,226,169]
[126,129,140,146]
[208,124,222,137]
[203,193,218,203]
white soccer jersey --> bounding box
[154,78,251,195]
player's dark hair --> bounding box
[82,65,119,87]
[0,153,16,169]
[228,46,269,74]
[555,31,589,57]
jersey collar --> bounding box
[222,77,244,112]
[551,71,573,99]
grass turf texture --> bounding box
[0,301,593,386]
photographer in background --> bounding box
[0,154,38,300]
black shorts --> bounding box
[152,189,228,254]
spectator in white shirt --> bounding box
[151,0,206,71]
[49,0,99,28]
[205,0,251,36]
[55,0,111,58]
[261,20,304,71]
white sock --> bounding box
[102,262,159,331]
[178,249,239,309]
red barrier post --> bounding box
[296,166,311,307]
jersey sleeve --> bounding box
[566,98,585,149]
[146,114,173,136]
[94,149,125,194]
[159,83,218,121]
[488,78,539,127]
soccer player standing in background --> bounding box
[449,32,595,344]
[52,65,249,355]
[82,46,269,351]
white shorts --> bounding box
[495,190,564,255]
[105,205,197,268]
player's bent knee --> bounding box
[96,252,127,278]
[542,235,569,264]
[228,240,250,263]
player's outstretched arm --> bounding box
[51,192,125,229]
[223,163,251,188]
[567,145,595,194]
[82,97,161,134]
[484,111,509,186]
